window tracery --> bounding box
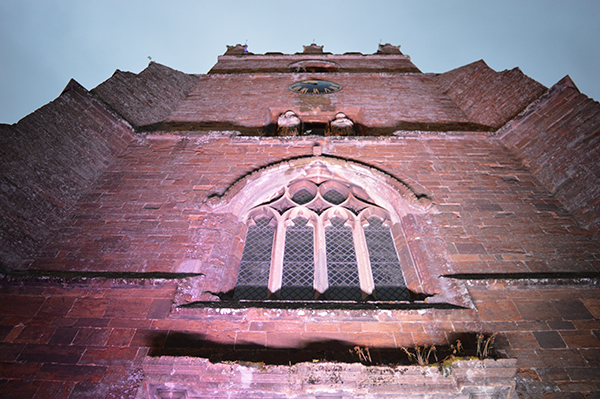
[234,176,410,301]
[174,157,473,310]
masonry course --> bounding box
[0,45,599,398]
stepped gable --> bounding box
[498,76,600,237]
[92,62,200,130]
[0,79,134,269]
[435,60,547,129]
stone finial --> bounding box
[224,44,249,55]
[377,43,402,55]
[302,43,324,54]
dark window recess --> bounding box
[302,123,327,136]
[262,122,368,136]
[232,178,415,304]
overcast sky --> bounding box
[1,0,599,124]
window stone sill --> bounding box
[176,299,466,312]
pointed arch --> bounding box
[177,154,474,309]
[209,155,440,302]
[206,155,435,225]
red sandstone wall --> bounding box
[0,279,178,398]
[0,267,598,397]
[166,74,475,130]
[435,60,547,129]
[0,80,134,269]
[29,135,599,279]
[498,77,600,239]
[1,135,599,397]
[91,62,200,130]
[2,52,599,397]
[208,54,421,74]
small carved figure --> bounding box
[277,110,302,136]
[329,112,355,136]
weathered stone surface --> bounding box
[0,79,134,269]
[1,46,599,398]
[498,76,600,239]
[141,357,516,398]
[208,52,421,74]
[165,72,481,134]
[92,62,199,129]
[436,60,547,129]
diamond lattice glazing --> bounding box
[234,218,274,300]
[364,218,410,301]
[281,218,315,300]
[323,189,347,205]
[325,219,361,300]
[291,188,314,205]
[233,179,413,303]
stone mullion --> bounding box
[267,214,286,299]
[354,218,375,299]
[313,214,328,298]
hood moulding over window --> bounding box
[174,156,474,312]
[205,155,434,223]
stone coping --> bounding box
[140,357,516,398]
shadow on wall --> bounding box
[145,331,503,366]
[209,286,432,304]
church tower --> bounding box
[0,44,599,398]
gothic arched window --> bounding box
[233,177,410,301]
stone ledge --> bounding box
[140,357,516,398]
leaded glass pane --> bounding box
[364,218,410,301]
[234,218,274,300]
[291,188,314,205]
[281,218,314,300]
[323,189,347,205]
[325,219,362,301]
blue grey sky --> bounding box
[1,0,599,124]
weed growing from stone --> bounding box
[476,333,497,360]
[400,344,438,366]
[351,346,372,363]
